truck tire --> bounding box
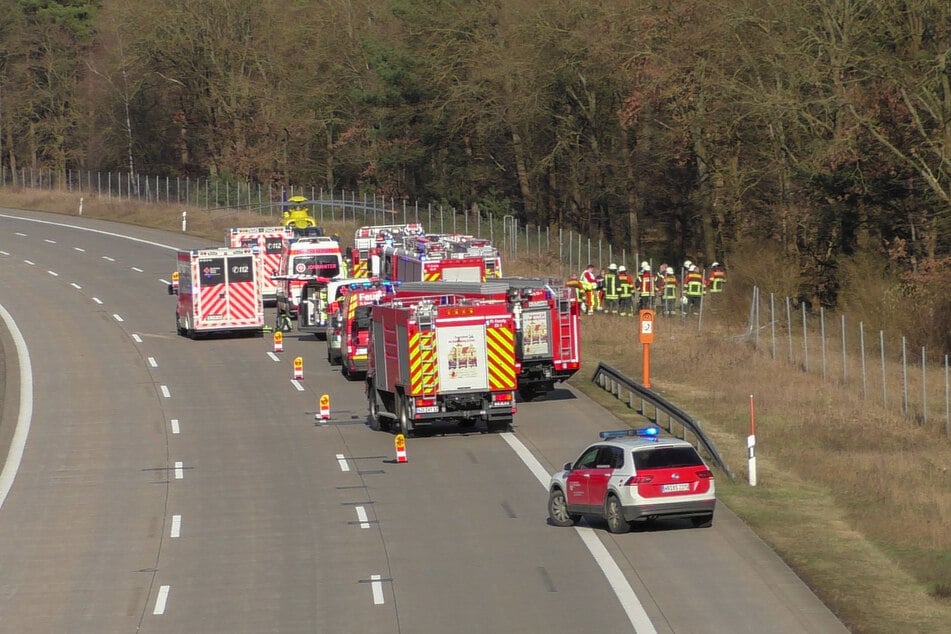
[368,387,381,431]
[398,395,410,436]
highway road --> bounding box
[0,209,849,633]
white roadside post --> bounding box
[181,210,187,232]
[79,196,84,216]
[748,394,757,486]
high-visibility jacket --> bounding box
[638,271,654,297]
[662,273,678,299]
[603,272,619,299]
[709,268,726,293]
[618,274,634,298]
[580,269,598,291]
[685,270,704,297]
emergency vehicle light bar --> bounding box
[599,426,660,440]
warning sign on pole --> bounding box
[274,331,284,353]
[293,356,303,380]
[319,394,330,421]
[394,434,407,463]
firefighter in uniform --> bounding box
[617,265,635,316]
[637,261,655,311]
[708,261,726,294]
[684,264,704,314]
[603,263,619,314]
[567,274,585,311]
[580,264,598,315]
[661,265,679,316]
[595,267,606,312]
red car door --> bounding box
[566,446,601,509]
[585,446,622,507]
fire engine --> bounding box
[174,247,264,338]
[328,280,398,378]
[380,234,486,284]
[439,233,503,278]
[274,236,345,319]
[366,295,518,435]
[349,223,425,278]
[396,278,581,399]
[226,225,294,304]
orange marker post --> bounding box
[394,434,407,463]
[293,356,303,380]
[319,394,330,421]
[273,330,284,353]
[638,309,655,388]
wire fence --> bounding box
[745,286,951,436]
[1,167,646,279]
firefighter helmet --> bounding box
[618,265,626,273]
[608,263,618,271]
[689,264,698,272]
[684,260,693,269]
[711,261,720,268]
[640,261,650,271]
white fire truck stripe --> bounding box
[501,432,657,634]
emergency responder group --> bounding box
[568,260,726,316]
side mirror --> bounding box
[563,462,573,472]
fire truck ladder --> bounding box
[554,287,576,361]
[416,304,439,394]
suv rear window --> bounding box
[632,447,703,470]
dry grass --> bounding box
[4,189,951,632]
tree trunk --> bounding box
[511,130,533,220]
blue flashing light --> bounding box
[599,426,661,440]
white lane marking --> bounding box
[0,250,8,256]
[148,357,158,368]
[73,247,85,252]
[113,314,124,322]
[356,506,370,529]
[174,462,183,480]
[160,385,170,398]
[291,379,305,391]
[44,239,56,244]
[15,232,26,237]
[152,585,170,615]
[267,352,280,362]
[131,266,143,272]
[132,334,142,343]
[102,256,115,262]
[0,214,180,251]
[159,278,170,285]
[336,454,350,472]
[501,433,657,634]
[170,515,181,538]
[370,574,384,605]
[92,297,103,304]
[0,304,34,512]
[170,419,180,434]
[48,270,59,277]
[23,260,34,266]
[70,282,82,289]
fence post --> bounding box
[945,354,949,438]
[841,314,847,383]
[921,347,927,425]
[860,321,867,399]
[786,297,793,365]
[770,293,776,360]
[901,336,908,416]
[820,307,827,379]
[802,303,809,372]
[880,331,887,408]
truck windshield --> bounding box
[292,255,340,277]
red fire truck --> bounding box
[397,279,581,400]
[174,247,264,338]
[366,296,518,435]
[328,281,397,378]
[439,233,503,278]
[380,236,486,284]
[349,223,425,278]
[226,226,294,304]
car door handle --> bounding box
[582,473,590,478]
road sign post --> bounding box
[639,309,655,388]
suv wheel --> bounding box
[604,495,631,534]
[547,488,579,527]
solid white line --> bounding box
[336,454,350,472]
[152,585,170,615]
[291,379,305,391]
[174,462,183,480]
[356,506,370,529]
[0,214,180,251]
[44,239,56,244]
[48,270,59,277]
[170,419,180,434]
[371,574,384,605]
[73,247,85,252]
[92,297,102,304]
[500,432,657,634]
[170,515,181,538]
[113,314,124,322]
[0,304,34,512]
[267,351,280,362]
[132,334,142,343]
[131,266,143,272]
[70,282,82,289]
[161,385,170,398]
[23,260,34,266]
[148,357,158,368]
[102,256,115,262]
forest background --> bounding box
[0,0,949,351]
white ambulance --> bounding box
[274,236,346,318]
[226,226,294,304]
[174,247,265,338]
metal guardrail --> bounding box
[592,362,735,481]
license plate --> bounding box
[357,347,367,355]
[415,406,439,414]
[661,483,690,493]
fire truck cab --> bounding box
[327,281,397,378]
[226,225,294,304]
[274,236,345,319]
[174,247,264,338]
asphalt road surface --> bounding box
[0,208,849,633]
